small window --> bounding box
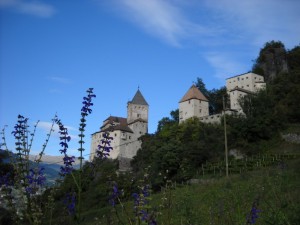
[137,114,140,118]
[189,100,190,104]
[246,77,248,79]
[129,136,131,139]
[114,133,117,137]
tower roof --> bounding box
[129,89,148,105]
[179,84,208,103]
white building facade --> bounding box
[226,72,266,112]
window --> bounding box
[189,100,190,104]
[246,77,248,79]
[137,114,140,118]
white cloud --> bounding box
[111,0,299,48]
[0,0,56,18]
[48,76,71,84]
[114,0,213,47]
[203,0,300,48]
[37,121,79,140]
[203,52,249,80]
[106,0,300,84]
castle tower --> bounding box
[179,84,209,123]
[127,89,149,128]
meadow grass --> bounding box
[67,155,299,225]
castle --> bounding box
[179,72,266,123]
[90,72,265,170]
[90,89,149,171]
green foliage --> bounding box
[132,118,225,187]
[252,40,288,82]
[207,86,228,114]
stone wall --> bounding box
[281,133,300,144]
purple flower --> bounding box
[247,198,261,224]
[80,88,96,117]
[96,132,113,160]
[109,183,120,207]
[11,115,28,139]
[25,167,46,194]
[0,172,13,187]
[60,155,75,176]
[78,88,96,155]
[64,192,76,215]
[54,117,73,176]
[133,185,150,208]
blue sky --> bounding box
[1,0,299,157]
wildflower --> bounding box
[64,192,76,215]
[247,198,261,224]
[0,172,13,187]
[54,117,73,176]
[109,183,120,207]
[96,132,113,160]
[60,156,75,175]
[11,115,28,138]
[81,88,96,117]
[78,88,96,156]
[25,167,46,195]
[132,184,157,224]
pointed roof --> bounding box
[179,84,208,103]
[129,89,149,106]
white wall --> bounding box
[179,99,209,123]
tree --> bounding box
[207,86,228,114]
[252,40,288,82]
[195,77,209,97]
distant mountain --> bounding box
[0,150,87,186]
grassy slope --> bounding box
[72,140,299,225]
